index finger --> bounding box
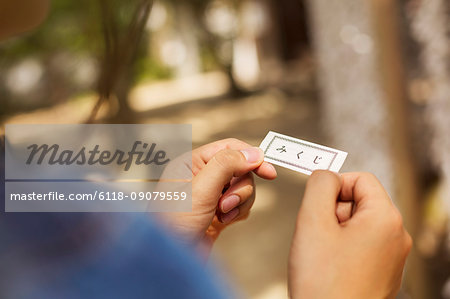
[340,172,392,207]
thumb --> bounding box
[299,170,342,226]
[192,147,264,211]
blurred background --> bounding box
[1,0,449,298]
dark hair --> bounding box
[88,0,153,123]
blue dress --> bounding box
[0,146,233,299]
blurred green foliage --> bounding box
[0,0,97,61]
[0,0,173,87]
[0,0,230,120]
[0,0,178,120]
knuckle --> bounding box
[404,232,413,253]
[240,184,254,199]
[214,149,241,170]
[224,137,240,144]
[360,172,378,182]
[383,209,404,233]
[392,210,404,228]
[222,138,244,148]
[388,209,404,229]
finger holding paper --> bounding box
[158,139,277,255]
[289,170,412,299]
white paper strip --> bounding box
[259,131,348,175]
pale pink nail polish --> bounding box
[221,194,240,213]
[221,208,239,224]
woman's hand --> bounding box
[289,171,412,299]
[158,138,277,254]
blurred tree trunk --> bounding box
[88,0,153,123]
[113,64,135,123]
[409,1,450,297]
[371,1,433,298]
[305,0,394,190]
[270,0,310,61]
[306,0,429,297]
[174,3,201,78]
[410,0,450,220]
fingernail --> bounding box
[221,208,239,224]
[221,194,240,213]
[266,163,277,175]
[240,147,263,163]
